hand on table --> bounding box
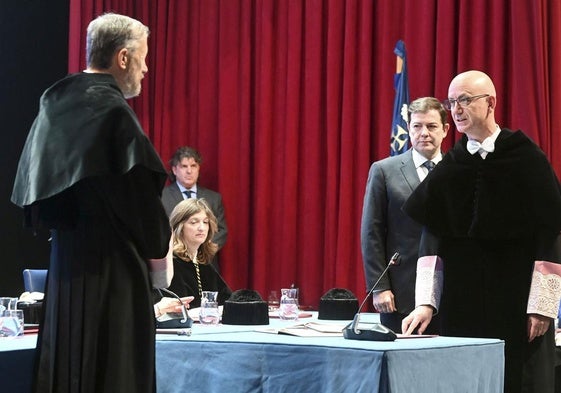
[156,296,194,316]
[401,305,434,335]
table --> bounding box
[0,315,504,393]
[0,335,35,393]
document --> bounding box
[256,322,345,337]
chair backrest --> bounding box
[22,269,48,293]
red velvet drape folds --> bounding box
[68,0,561,308]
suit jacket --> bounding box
[360,149,423,314]
[161,182,228,249]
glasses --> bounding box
[442,94,489,110]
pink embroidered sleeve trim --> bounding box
[415,255,444,311]
[527,261,561,318]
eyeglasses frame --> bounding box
[443,94,490,110]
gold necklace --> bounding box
[189,251,203,298]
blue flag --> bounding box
[390,40,410,156]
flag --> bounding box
[390,40,410,156]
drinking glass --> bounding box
[199,291,220,325]
[0,297,17,313]
[0,309,24,337]
[279,288,299,320]
[268,290,280,312]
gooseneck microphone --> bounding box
[343,252,400,341]
[157,287,194,328]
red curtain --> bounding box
[68,0,561,308]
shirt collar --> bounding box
[176,181,197,195]
[412,149,443,169]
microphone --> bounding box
[156,287,194,328]
[343,252,400,341]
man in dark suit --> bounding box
[161,146,228,271]
[360,97,448,333]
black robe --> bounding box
[11,73,170,393]
[163,255,232,309]
[404,129,561,393]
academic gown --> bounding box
[11,73,170,393]
[403,129,561,393]
[164,256,232,308]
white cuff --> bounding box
[149,236,174,289]
[415,255,444,311]
[527,260,561,318]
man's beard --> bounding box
[121,71,141,99]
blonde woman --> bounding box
[154,199,231,319]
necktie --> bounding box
[183,190,192,199]
[466,138,495,155]
[422,161,435,172]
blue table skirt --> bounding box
[157,340,385,393]
[155,320,504,393]
[0,316,504,393]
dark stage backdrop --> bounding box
[0,1,69,296]
[3,1,560,309]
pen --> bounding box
[156,328,192,336]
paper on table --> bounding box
[396,334,438,339]
[304,322,346,333]
[256,322,344,337]
[268,311,314,319]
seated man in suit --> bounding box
[161,146,228,271]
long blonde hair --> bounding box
[169,198,219,264]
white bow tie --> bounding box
[466,138,495,155]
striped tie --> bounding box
[422,161,435,172]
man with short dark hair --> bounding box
[162,146,228,271]
[361,96,448,333]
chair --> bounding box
[22,269,48,293]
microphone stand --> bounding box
[343,252,400,341]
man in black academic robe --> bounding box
[11,14,170,393]
[402,70,561,393]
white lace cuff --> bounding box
[527,260,561,318]
[415,255,444,311]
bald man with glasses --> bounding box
[402,70,561,393]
